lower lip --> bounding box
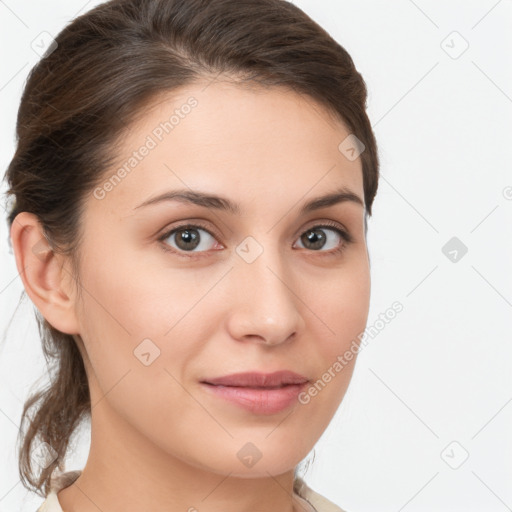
[200,382,307,415]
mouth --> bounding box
[203,382,296,389]
[199,371,310,415]
[202,383,297,389]
[201,370,310,388]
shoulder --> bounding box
[35,471,347,512]
[35,470,82,512]
[294,476,349,512]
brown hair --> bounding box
[3,0,379,497]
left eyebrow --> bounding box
[133,185,364,215]
[298,187,364,214]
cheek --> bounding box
[300,257,370,406]
[312,254,371,348]
[77,233,206,338]
[74,244,208,400]
[74,255,214,455]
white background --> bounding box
[1,1,511,511]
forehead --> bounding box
[90,80,364,216]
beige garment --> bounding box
[36,470,347,512]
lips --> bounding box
[201,370,309,388]
[200,371,310,415]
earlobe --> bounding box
[9,212,81,335]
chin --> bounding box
[194,440,309,478]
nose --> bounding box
[224,248,305,346]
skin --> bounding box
[11,79,371,512]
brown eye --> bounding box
[300,228,328,250]
[294,224,352,254]
[160,224,219,255]
[173,227,201,251]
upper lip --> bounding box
[201,370,309,388]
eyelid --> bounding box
[157,219,220,241]
[297,219,354,244]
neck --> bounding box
[56,389,307,512]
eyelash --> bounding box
[157,220,354,260]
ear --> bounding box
[10,212,81,335]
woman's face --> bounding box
[70,80,370,477]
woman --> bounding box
[5,0,379,511]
